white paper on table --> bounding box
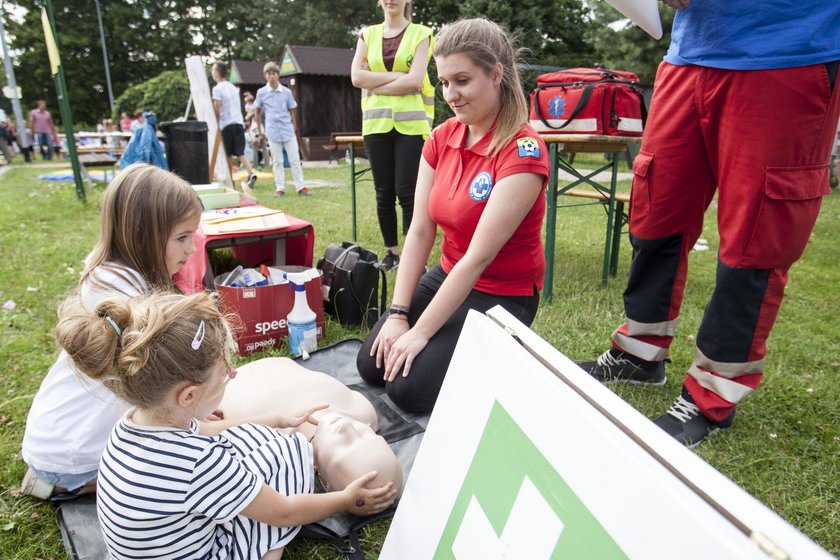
[606,0,663,39]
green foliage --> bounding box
[584,0,676,87]
[113,70,193,124]
[229,0,379,60]
[416,0,596,68]
[7,0,203,126]
[112,83,146,123]
[5,0,598,130]
[418,0,597,125]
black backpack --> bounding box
[317,242,387,328]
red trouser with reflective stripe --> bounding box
[612,62,840,422]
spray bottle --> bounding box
[286,272,317,358]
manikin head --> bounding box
[311,411,403,493]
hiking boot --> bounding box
[578,347,666,385]
[246,173,258,188]
[297,187,313,196]
[381,250,400,271]
[654,387,735,448]
[20,468,54,500]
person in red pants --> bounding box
[579,0,840,447]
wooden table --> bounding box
[335,135,369,241]
[76,146,126,154]
[77,152,119,183]
[540,134,641,299]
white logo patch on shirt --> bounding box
[469,171,493,201]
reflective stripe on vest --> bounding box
[361,23,435,137]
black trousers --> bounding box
[363,130,424,248]
[357,266,540,413]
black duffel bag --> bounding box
[317,242,387,328]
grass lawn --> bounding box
[0,156,837,558]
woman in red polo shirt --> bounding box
[357,18,550,413]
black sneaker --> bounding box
[578,348,666,385]
[246,173,258,188]
[654,387,735,448]
[381,250,400,271]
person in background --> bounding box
[119,111,132,133]
[104,119,119,149]
[578,0,840,448]
[27,100,54,160]
[351,0,434,270]
[243,91,269,171]
[212,61,258,189]
[0,108,16,164]
[357,18,549,413]
[130,109,145,134]
[51,133,62,159]
[254,62,311,196]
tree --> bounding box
[414,0,595,69]
[4,0,604,128]
[7,0,205,126]
[417,0,598,125]
[112,70,192,124]
[226,0,379,60]
[584,1,675,88]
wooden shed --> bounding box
[278,45,362,160]
[230,49,363,161]
[230,60,269,101]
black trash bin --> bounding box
[159,121,209,185]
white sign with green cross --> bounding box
[381,307,833,560]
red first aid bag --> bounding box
[215,266,325,356]
[529,68,645,136]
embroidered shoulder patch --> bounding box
[516,136,541,159]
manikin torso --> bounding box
[220,358,402,492]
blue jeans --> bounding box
[29,465,97,493]
[36,132,52,160]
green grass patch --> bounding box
[0,162,837,558]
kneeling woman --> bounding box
[357,18,549,413]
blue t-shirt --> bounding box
[665,0,840,70]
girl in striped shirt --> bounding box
[56,291,396,560]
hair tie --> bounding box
[191,320,206,350]
[104,315,122,336]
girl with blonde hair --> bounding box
[57,291,395,560]
[21,163,203,500]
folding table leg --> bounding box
[542,142,559,301]
[601,154,619,287]
[350,142,357,242]
[610,200,625,277]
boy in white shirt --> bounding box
[212,62,257,191]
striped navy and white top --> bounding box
[97,416,314,560]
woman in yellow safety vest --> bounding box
[351,0,434,271]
